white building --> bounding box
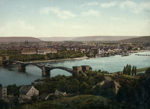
[54,90,66,96]
[97,48,105,54]
[0,86,7,99]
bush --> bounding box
[145,67,150,74]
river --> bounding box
[0,51,150,87]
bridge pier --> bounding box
[42,66,50,77]
[18,63,26,71]
[0,61,3,66]
[0,57,3,66]
[73,66,82,76]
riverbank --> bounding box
[26,50,150,63]
[117,66,150,74]
[132,50,150,53]
[29,56,88,63]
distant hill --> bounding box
[0,37,42,43]
[39,36,136,42]
[40,37,74,41]
[71,36,136,42]
[119,36,150,43]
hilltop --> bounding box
[0,37,42,43]
[119,36,150,43]
[39,36,136,42]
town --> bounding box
[0,41,146,58]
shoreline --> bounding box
[20,50,150,63]
[29,56,89,63]
[132,50,150,53]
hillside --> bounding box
[40,37,74,41]
[119,36,150,43]
[0,37,42,43]
[39,36,136,42]
[72,36,136,42]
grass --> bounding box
[137,67,149,73]
[122,74,137,80]
[112,67,150,75]
[13,95,111,109]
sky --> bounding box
[0,0,150,37]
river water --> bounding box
[0,51,150,87]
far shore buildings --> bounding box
[20,47,57,55]
[37,48,57,54]
[21,47,37,54]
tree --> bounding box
[135,66,137,75]
[128,65,131,75]
[123,64,135,75]
[145,68,150,74]
[123,67,126,74]
[132,66,134,76]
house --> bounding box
[21,47,37,54]
[19,85,39,100]
[88,51,94,56]
[80,48,86,53]
[93,78,121,94]
[97,48,105,54]
[37,47,57,54]
[0,85,7,99]
[54,90,67,96]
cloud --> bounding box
[81,2,98,7]
[110,17,126,21]
[99,1,150,14]
[0,1,4,5]
[21,5,26,9]
[82,9,100,16]
[18,21,34,30]
[0,20,34,36]
[140,2,150,12]
[111,17,121,20]
[120,1,150,14]
[40,7,76,19]
[100,1,117,8]
[120,1,137,9]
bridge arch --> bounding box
[18,63,43,71]
[46,66,73,74]
[18,63,73,77]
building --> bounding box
[21,47,37,54]
[73,66,82,75]
[0,85,7,99]
[19,85,39,100]
[54,90,66,96]
[39,93,54,100]
[37,48,57,54]
[97,48,105,54]
[81,65,91,72]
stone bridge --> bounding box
[17,62,75,77]
[0,56,91,77]
[0,56,11,65]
